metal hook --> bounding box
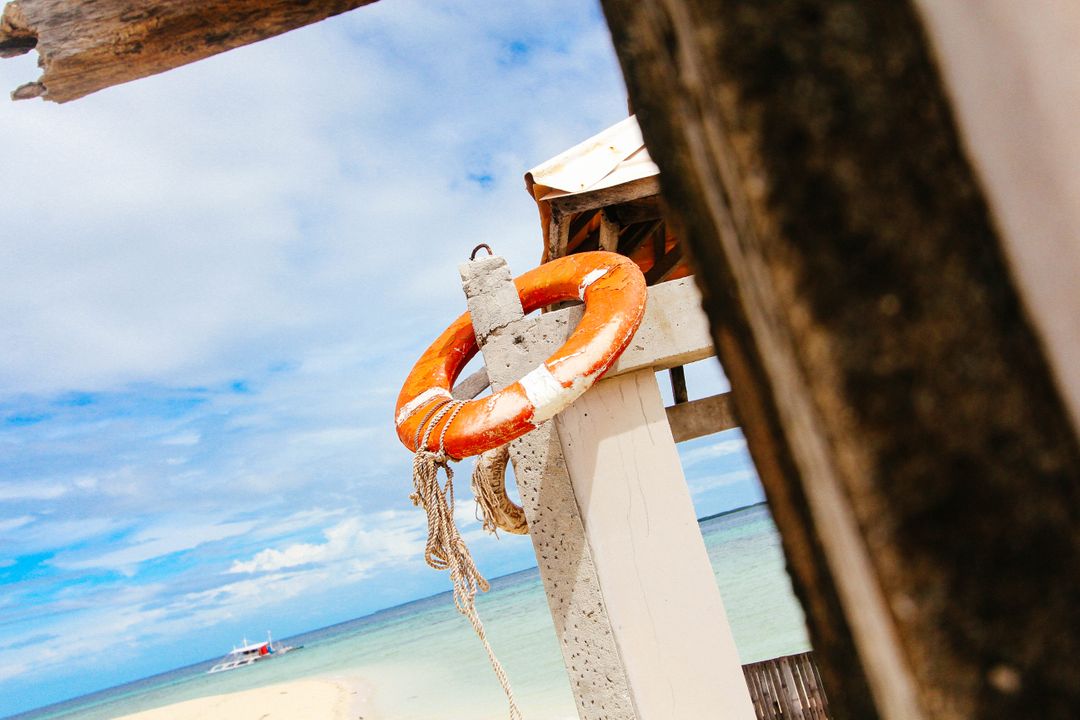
[470,243,494,261]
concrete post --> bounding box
[460,256,637,720]
[459,255,755,719]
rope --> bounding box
[409,397,523,720]
[472,445,528,536]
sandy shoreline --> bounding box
[110,676,375,720]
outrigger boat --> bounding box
[207,631,297,674]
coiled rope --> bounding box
[471,444,528,536]
[410,397,522,720]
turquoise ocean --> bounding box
[10,504,809,720]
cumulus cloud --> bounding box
[229,514,423,575]
[679,437,750,468]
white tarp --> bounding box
[525,115,659,203]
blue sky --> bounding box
[0,2,763,715]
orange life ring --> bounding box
[395,251,647,459]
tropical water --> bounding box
[11,503,809,720]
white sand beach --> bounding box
[110,677,374,720]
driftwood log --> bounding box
[0,0,377,102]
[601,1,1080,719]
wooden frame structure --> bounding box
[5,2,1080,718]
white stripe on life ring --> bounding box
[395,387,452,427]
[578,266,613,300]
[520,364,577,424]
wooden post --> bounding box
[599,210,620,252]
[0,0,379,102]
[601,1,1080,718]
[460,256,756,719]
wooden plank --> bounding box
[617,218,662,258]
[645,238,684,285]
[745,667,764,719]
[666,391,738,443]
[743,654,831,720]
[751,669,770,720]
[555,368,756,719]
[600,0,1080,717]
[792,656,818,720]
[546,174,660,216]
[770,657,796,720]
[806,652,832,719]
[0,0,378,102]
[547,215,570,264]
[783,655,809,720]
[742,652,834,720]
[598,209,620,252]
[763,664,781,719]
[450,367,489,402]
[669,364,688,404]
[607,194,663,226]
[459,256,636,720]
[566,209,598,254]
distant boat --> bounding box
[207,631,299,674]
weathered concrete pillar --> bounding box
[459,255,755,719]
[460,255,637,720]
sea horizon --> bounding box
[7,501,801,720]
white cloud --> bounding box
[12,517,122,555]
[181,571,315,611]
[688,470,757,495]
[229,514,422,575]
[0,515,35,535]
[0,660,29,683]
[0,1,626,397]
[679,438,749,468]
[52,518,257,574]
[161,431,201,446]
[0,482,67,501]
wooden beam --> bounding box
[547,214,571,262]
[617,218,662,258]
[450,367,489,402]
[607,194,663,226]
[666,391,738,443]
[547,175,661,217]
[0,0,378,102]
[598,209,620,251]
[669,364,688,404]
[645,238,683,285]
[602,1,1080,719]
